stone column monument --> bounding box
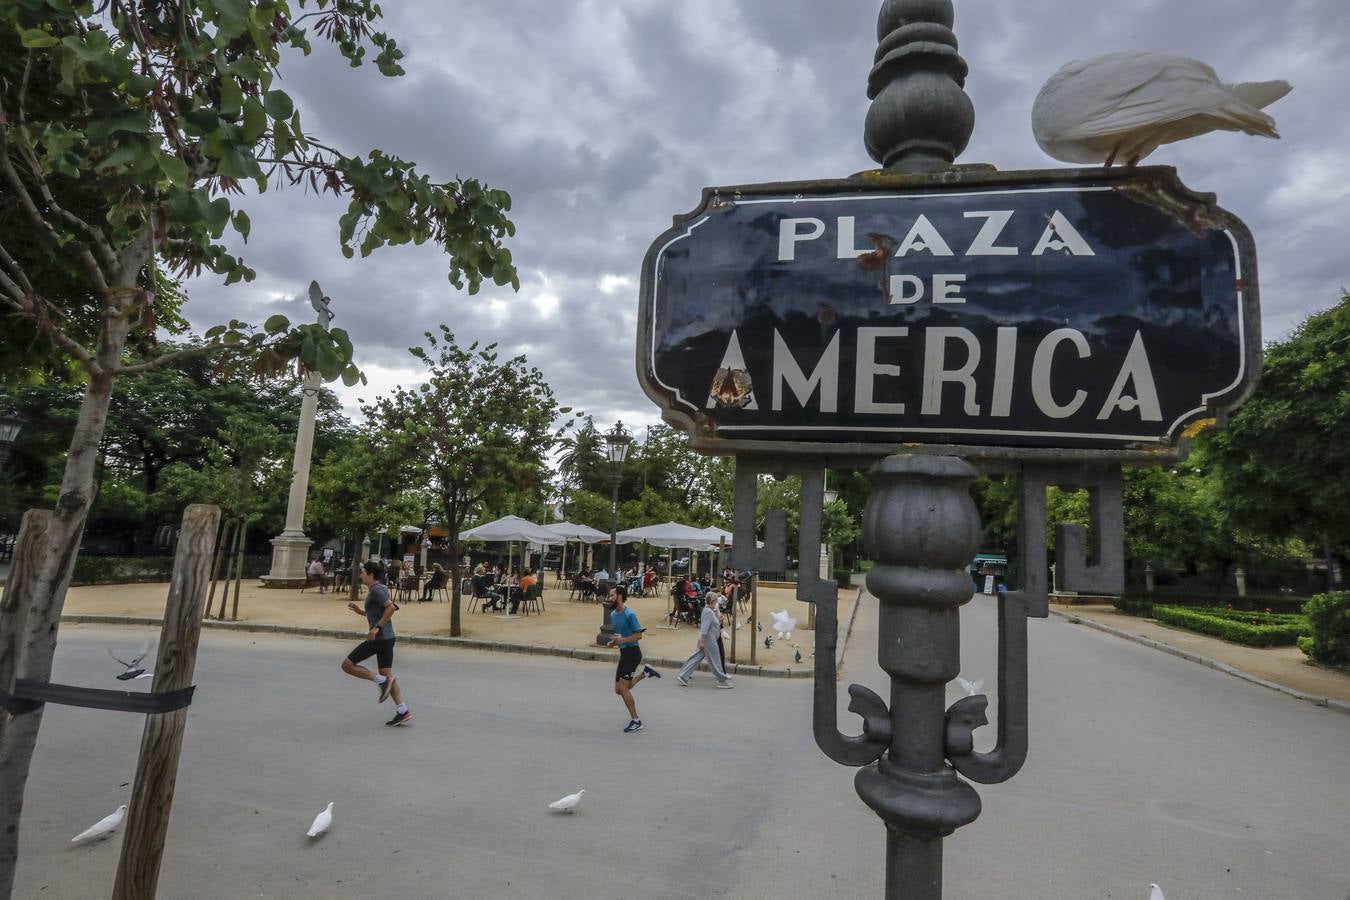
[261,281,334,586]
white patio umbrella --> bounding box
[459,515,559,574]
[543,522,610,581]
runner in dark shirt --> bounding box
[341,560,412,726]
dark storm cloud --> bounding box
[181,0,1349,426]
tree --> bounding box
[1203,294,1350,589]
[366,328,563,636]
[0,3,519,891]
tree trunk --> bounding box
[0,359,120,897]
[1324,533,1337,592]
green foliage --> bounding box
[1300,591,1350,664]
[70,555,175,585]
[1202,294,1350,566]
[1151,604,1309,647]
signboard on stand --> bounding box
[638,167,1259,460]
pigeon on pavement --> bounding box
[108,643,153,681]
[549,790,585,813]
[764,636,773,650]
[1033,51,1290,166]
[1149,885,1165,900]
[307,802,333,838]
[71,805,127,844]
[794,650,802,664]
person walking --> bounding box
[341,560,412,726]
[606,584,661,733]
[676,591,734,688]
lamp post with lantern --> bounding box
[0,403,23,472]
[595,421,633,645]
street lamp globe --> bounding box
[0,405,23,470]
[603,421,633,467]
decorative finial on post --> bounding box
[864,0,975,173]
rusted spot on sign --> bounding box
[856,232,897,272]
[1181,417,1217,439]
[709,367,754,408]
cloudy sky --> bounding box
[181,0,1349,428]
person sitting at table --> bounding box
[510,568,536,614]
[593,565,610,585]
[421,563,446,602]
[490,569,518,612]
[643,566,658,593]
[306,557,328,593]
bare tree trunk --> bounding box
[204,516,229,618]
[213,521,238,620]
[0,511,51,897]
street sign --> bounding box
[638,167,1260,459]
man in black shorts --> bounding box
[606,584,661,733]
[341,560,411,726]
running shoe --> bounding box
[386,710,412,727]
[715,681,734,689]
[642,665,661,679]
[623,719,643,733]
[676,675,690,687]
[378,676,395,703]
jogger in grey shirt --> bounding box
[677,591,733,687]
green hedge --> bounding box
[1151,604,1309,647]
[1114,597,1153,617]
[1122,590,1307,615]
[71,554,271,585]
[1300,591,1350,665]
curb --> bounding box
[59,614,817,680]
[1050,609,1350,716]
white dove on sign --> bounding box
[956,677,984,697]
[307,802,333,837]
[71,805,127,844]
[1033,52,1291,166]
[1149,884,1165,900]
[549,790,584,813]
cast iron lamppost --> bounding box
[595,421,633,645]
[0,403,23,472]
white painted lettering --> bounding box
[772,330,840,413]
[1031,328,1090,418]
[990,327,1017,417]
[887,274,924,304]
[933,273,967,304]
[1031,211,1095,256]
[963,210,1018,256]
[836,216,869,259]
[854,327,908,415]
[1096,331,1162,421]
[922,328,981,415]
[894,214,954,257]
[778,217,825,262]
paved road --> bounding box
[14,595,1350,899]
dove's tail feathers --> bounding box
[1230,79,1292,111]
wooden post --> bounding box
[0,509,51,897]
[750,574,758,666]
[230,521,245,621]
[112,504,220,900]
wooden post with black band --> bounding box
[113,503,220,900]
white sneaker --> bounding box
[676,675,690,687]
[715,681,734,689]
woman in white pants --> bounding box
[676,592,733,688]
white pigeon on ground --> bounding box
[1032,51,1291,166]
[1149,884,1166,900]
[306,802,333,837]
[770,609,796,641]
[549,790,585,813]
[70,805,127,844]
[956,677,984,697]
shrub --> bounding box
[1300,591,1350,664]
[1151,604,1309,647]
[1114,597,1153,617]
[1123,589,1307,615]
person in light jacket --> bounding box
[675,591,733,689]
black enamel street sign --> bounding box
[637,167,1261,459]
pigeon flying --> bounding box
[549,790,585,813]
[109,643,153,681]
[1033,51,1291,166]
[957,677,984,697]
[307,802,334,838]
[71,805,127,844]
